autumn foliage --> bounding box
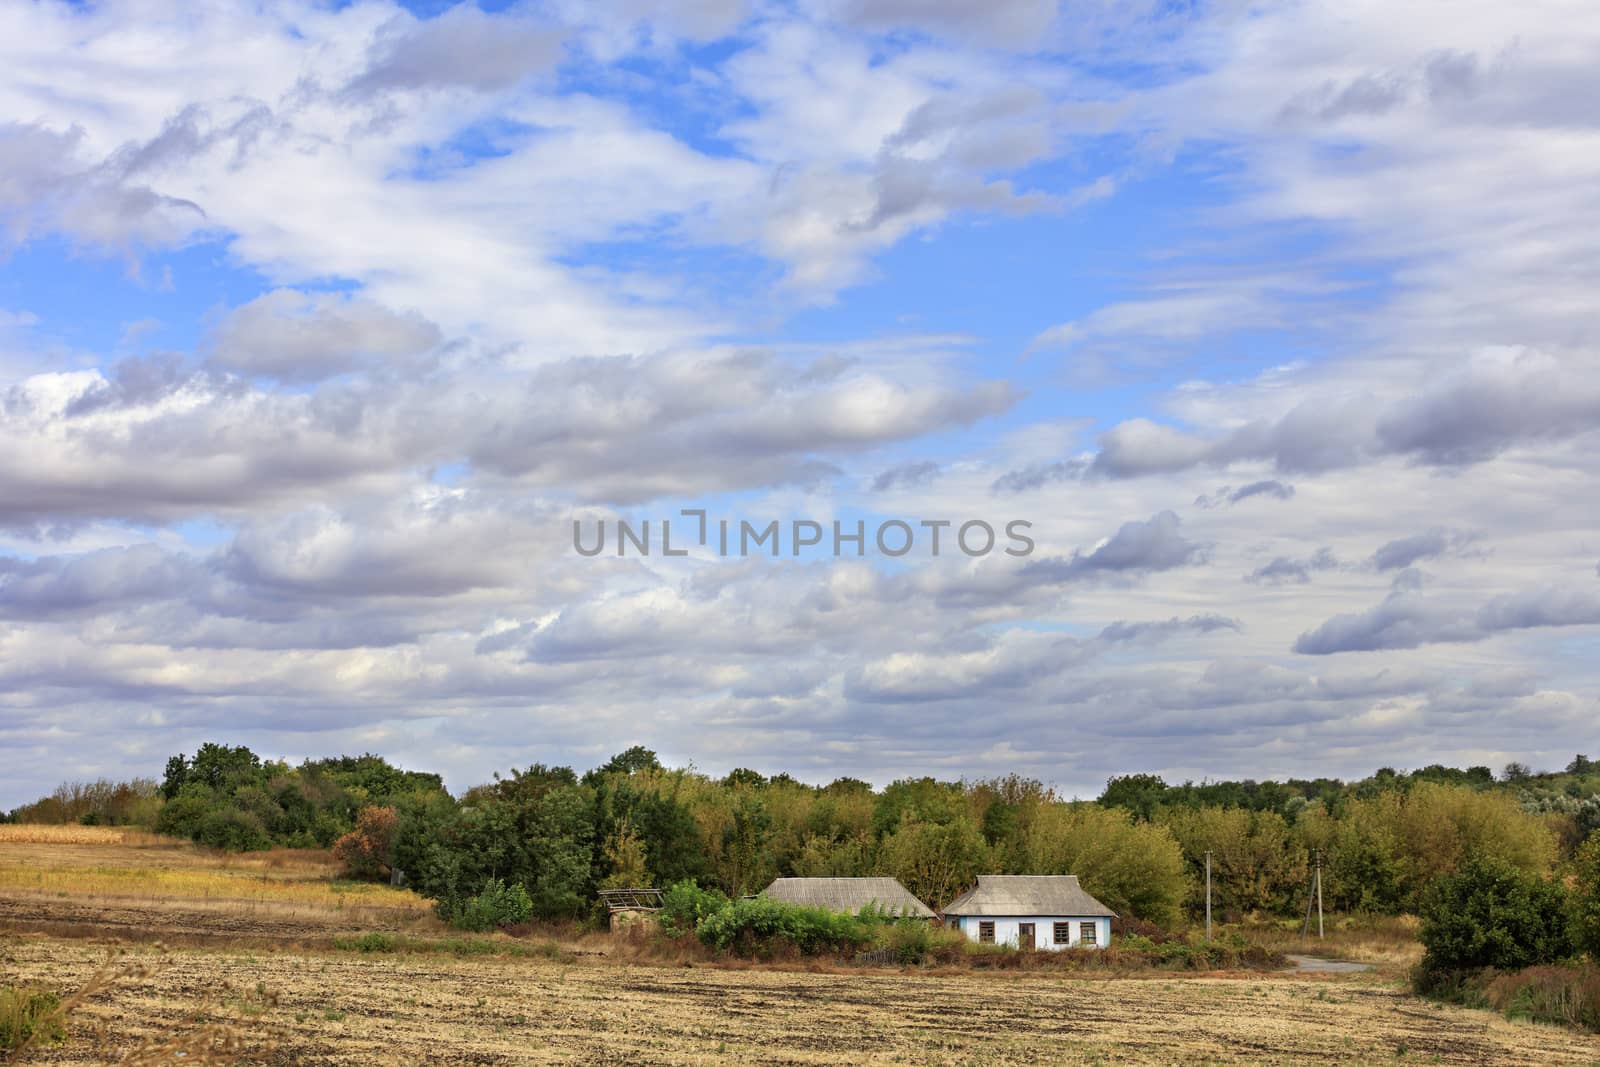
[332,805,399,880]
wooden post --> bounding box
[1204,851,1212,942]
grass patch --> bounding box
[331,932,568,959]
[0,985,65,1051]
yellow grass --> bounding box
[0,860,427,910]
[0,825,177,847]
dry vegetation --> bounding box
[4,833,1600,1065]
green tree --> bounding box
[878,812,988,908]
[1417,855,1572,983]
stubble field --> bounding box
[3,829,1599,1066]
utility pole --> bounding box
[1301,852,1316,940]
[1315,849,1324,941]
[1204,851,1212,942]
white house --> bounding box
[942,875,1116,950]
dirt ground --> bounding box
[4,835,1600,1066]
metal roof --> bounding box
[941,875,1118,918]
[760,877,935,918]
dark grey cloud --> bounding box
[1096,614,1242,643]
[1023,510,1208,583]
[1197,479,1295,508]
[1294,584,1600,654]
[871,460,940,492]
[1370,528,1478,571]
[348,6,565,96]
[1244,547,1340,586]
[991,458,1086,494]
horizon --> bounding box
[2,1,1598,806]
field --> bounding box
[4,831,1600,1065]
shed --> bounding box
[941,875,1116,950]
[761,877,935,919]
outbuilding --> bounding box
[761,877,935,919]
[942,875,1116,950]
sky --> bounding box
[1,0,1598,806]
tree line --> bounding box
[6,745,1599,931]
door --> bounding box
[1017,922,1035,950]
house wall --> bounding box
[952,915,1110,950]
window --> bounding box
[978,921,995,944]
[1053,922,1071,946]
[1080,921,1097,946]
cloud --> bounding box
[1197,480,1295,509]
[209,290,442,382]
[830,0,1058,48]
[1245,547,1340,586]
[347,6,566,96]
[871,460,941,492]
[1096,614,1242,643]
[1022,510,1208,583]
[1370,529,1478,572]
[1294,585,1600,654]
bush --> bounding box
[332,805,400,881]
[0,985,64,1051]
[696,897,876,957]
[193,808,272,852]
[1572,835,1600,960]
[441,878,535,932]
[1483,963,1600,1032]
[1417,854,1573,988]
[658,881,728,937]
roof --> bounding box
[761,877,935,919]
[941,875,1117,918]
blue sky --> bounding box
[1,0,1598,804]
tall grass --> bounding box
[0,825,177,847]
[0,860,429,910]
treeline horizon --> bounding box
[5,744,1599,927]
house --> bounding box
[942,875,1116,950]
[761,877,935,919]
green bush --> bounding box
[441,878,535,932]
[1417,855,1573,988]
[696,896,875,956]
[0,985,64,1051]
[658,881,729,936]
[193,808,273,852]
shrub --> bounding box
[441,878,535,932]
[1417,854,1573,988]
[1572,835,1600,960]
[332,805,400,881]
[696,897,875,957]
[658,881,729,937]
[1483,963,1600,1032]
[193,808,272,852]
[0,985,64,1051]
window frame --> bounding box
[978,920,995,944]
[1053,922,1071,946]
[1080,921,1097,946]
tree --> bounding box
[332,805,400,880]
[878,813,988,908]
[1099,774,1169,822]
[1022,803,1187,926]
[1572,834,1600,961]
[1417,855,1572,983]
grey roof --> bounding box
[761,877,935,918]
[941,875,1117,918]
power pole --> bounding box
[1315,849,1324,940]
[1301,852,1316,940]
[1204,851,1212,942]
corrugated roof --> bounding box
[941,875,1117,918]
[761,877,935,918]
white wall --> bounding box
[952,915,1110,950]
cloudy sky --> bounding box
[2,0,1597,805]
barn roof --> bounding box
[941,875,1117,918]
[761,877,935,918]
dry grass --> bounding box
[1231,914,1424,970]
[0,860,426,910]
[6,937,1600,1066]
[0,826,176,847]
